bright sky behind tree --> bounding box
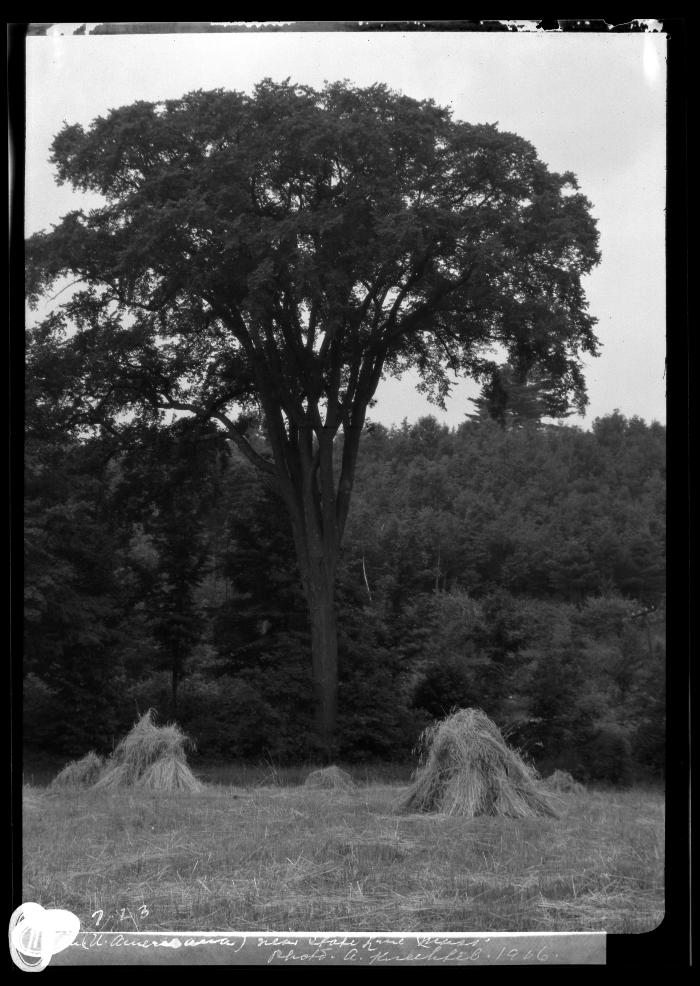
[25,27,667,429]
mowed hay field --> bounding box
[22,779,664,935]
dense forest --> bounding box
[24,403,665,782]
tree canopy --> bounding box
[26,78,601,751]
[466,361,576,428]
[27,78,600,481]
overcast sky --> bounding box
[25,29,667,429]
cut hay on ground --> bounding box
[93,709,202,793]
[400,708,559,818]
[304,766,355,790]
[543,769,585,793]
[51,751,105,788]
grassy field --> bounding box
[22,776,663,935]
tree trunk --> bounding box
[306,567,339,760]
[171,667,179,718]
[276,429,344,762]
[253,393,363,762]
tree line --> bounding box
[24,410,665,781]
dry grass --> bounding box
[304,766,355,790]
[93,710,202,793]
[50,751,105,789]
[401,708,559,818]
[22,778,664,934]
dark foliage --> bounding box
[25,79,602,751]
[24,363,665,774]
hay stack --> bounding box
[304,765,355,790]
[51,751,105,788]
[400,708,559,818]
[543,769,585,793]
[93,710,202,793]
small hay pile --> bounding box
[93,710,202,793]
[400,708,559,818]
[51,751,105,789]
[543,769,585,793]
[303,765,355,790]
